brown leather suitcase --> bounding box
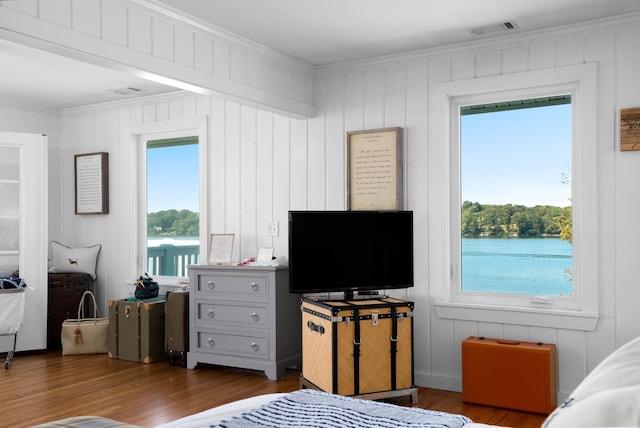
[165,289,189,367]
[301,297,415,399]
[462,336,557,415]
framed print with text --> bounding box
[75,152,109,215]
[347,127,403,210]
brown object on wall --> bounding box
[462,336,558,415]
[47,273,93,349]
[301,297,416,402]
[621,107,640,151]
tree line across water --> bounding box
[147,204,573,243]
[148,209,199,237]
[462,201,572,242]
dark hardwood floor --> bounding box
[0,350,547,427]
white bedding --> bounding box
[542,335,640,427]
[155,393,288,428]
[156,390,496,428]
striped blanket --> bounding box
[215,389,472,428]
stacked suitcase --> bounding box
[301,297,416,401]
[165,289,189,367]
[108,299,166,363]
[108,291,190,365]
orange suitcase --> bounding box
[462,336,557,415]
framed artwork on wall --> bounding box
[621,107,640,151]
[75,152,109,215]
[347,127,403,210]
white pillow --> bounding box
[48,241,101,280]
[543,335,640,427]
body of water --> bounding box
[148,236,199,247]
[462,237,573,296]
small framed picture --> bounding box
[208,234,234,264]
[256,247,275,263]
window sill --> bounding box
[434,301,599,331]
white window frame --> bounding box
[432,64,599,331]
[128,116,208,286]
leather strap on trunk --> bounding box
[353,309,361,395]
[390,306,398,390]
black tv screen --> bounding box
[288,211,413,296]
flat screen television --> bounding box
[288,210,413,298]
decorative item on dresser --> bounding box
[46,273,94,349]
[187,264,301,380]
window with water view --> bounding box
[460,96,573,297]
[146,136,199,278]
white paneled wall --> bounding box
[0,0,314,117]
[308,19,640,399]
[60,93,293,307]
[14,3,640,402]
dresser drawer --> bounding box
[195,274,268,301]
[195,330,269,359]
[196,301,269,328]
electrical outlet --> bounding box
[267,221,279,237]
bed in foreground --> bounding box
[33,389,493,428]
[155,389,490,428]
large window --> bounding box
[460,97,573,299]
[433,64,599,330]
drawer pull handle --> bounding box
[206,338,215,347]
[250,313,260,322]
[207,281,215,290]
[250,282,259,292]
[250,342,259,352]
[207,309,215,318]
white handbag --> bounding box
[61,290,109,355]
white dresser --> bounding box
[187,264,301,380]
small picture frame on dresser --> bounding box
[256,247,274,263]
[208,234,234,265]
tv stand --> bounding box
[300,296,416,402]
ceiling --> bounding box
[2,0,640,110]
[157,0,640,66]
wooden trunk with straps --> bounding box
[300,297,416,401]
